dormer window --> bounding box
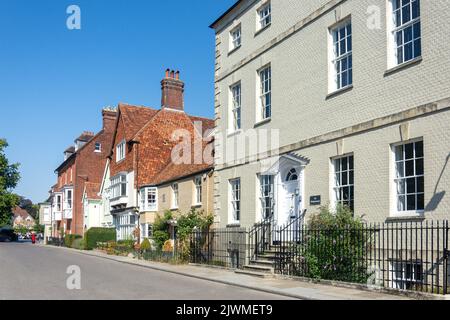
[95,142,102,153]
[116,140,126,162]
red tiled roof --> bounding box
[13,206,32,220]
[119,103,159,141]
[84,182,101,200]
[136,108,214,186]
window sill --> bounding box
[228,45,241,56]
[254,118,271,128]
[387,211,425,222]
[326,84,353,100]
[254,23,271,37]
[227,223,241,228]
[384,56,422,77]
[227,130,242,138]
[191,204,202,209]
[170,207,179,211]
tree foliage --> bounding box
[0,139,20,227]
[296,205,374,283]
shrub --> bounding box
[84,227,116,250]
[140,238,151,251]
[153,230,170,250]
[297,205,374,283]
[72,238,86,250]
[64,234,82,248]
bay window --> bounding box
[111,174,127,199]
[139,187,158,212]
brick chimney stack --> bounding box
[102,107,117,130]
[161,69,184,111]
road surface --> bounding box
[0,242,294,300]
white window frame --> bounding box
[139,187,158,212]
[390,139,424,217]
[65,189,73,210]
[257,65,271,122]
[140,223,154,241]
[257,2,271,31]
[328,18,352,93]
[116,140,126,162]
[111,174,127,199]
[193,176,202,205]
[172,183,179,209]
[230,24,242,51]
[387,0,421,69]
[259,175,274,221]
[390,260,423,290]
[229,82,242,132]
[229,178,241,224]
[56,194,62,212]
[332,154,354,211]
[95,142,102,153]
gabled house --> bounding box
[12,206,35,229]
[50,108,117,236]
[107,70,214,241]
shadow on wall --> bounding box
[425,153,450,212]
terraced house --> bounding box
[107,70,214,241]
[50,108,116,236]
[211,0,450,229]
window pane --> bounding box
[405,160,414,176]
[406,178,416,194]
[416,177,424,193]
[405,143,414,159]
[415,141,423,157]
[416,158,424,175]
[398,196,406,211]
[395,145,404,161]
[407,195,416,210]
[397,180,406,195]
[396,162,405,178]
[417,194,424,210]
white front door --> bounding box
[278,181,300,227]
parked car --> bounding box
[0,227,18,242]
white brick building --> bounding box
[211,0,450,228]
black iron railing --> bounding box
[189,220,449,295]
[190,228,247,269]
[47,237,65,247]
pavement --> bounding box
[24,243,423,300]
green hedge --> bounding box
[84,228,116,250]
[64,234,82,248]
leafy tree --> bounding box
[18,197,39,220]
[0,139,20,227]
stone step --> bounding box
[250,259,274,267]
[243,264,274,274]
[234,269,275,279]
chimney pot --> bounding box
[175,71,180,80]
[170,70,175,78]
[165,69,170,78]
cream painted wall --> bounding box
[213,0,450,228]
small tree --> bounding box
[152,211,173,250]
[0,139,20,227]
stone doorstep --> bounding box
[41,245,447,300]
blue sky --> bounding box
[0,0,236,203]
